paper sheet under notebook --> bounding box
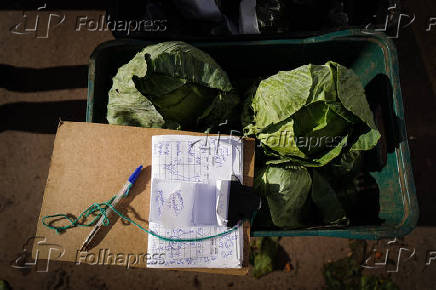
[147,135,244,268]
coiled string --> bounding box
[42,187,238,243]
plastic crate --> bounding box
[87,29,418,239]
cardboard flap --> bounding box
[33,122,255,275]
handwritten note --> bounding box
[147,222,243,268]
[151,135,243,183]
[148,135,243,268]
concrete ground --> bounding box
[1,2,436,289]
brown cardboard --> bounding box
[32,121,254,275]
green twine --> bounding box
[42,186,238,243]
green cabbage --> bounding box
[257,165,313,228]
[246,61,380,167]
[248,62,381,228]
[107,41,239,130]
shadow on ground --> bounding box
[0,100,86,133]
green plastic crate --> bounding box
[87,29,418,240]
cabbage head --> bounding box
[107,41,239,130]
[246,61,380,167]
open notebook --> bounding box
[148,135,244,268]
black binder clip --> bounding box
[227,176,261,227]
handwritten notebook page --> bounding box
[147,135,243,268]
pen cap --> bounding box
[128,165,143,184]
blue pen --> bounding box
[80,165,143,251]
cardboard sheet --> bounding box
[32,122,255,275]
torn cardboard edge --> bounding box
[32,122,255,275]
